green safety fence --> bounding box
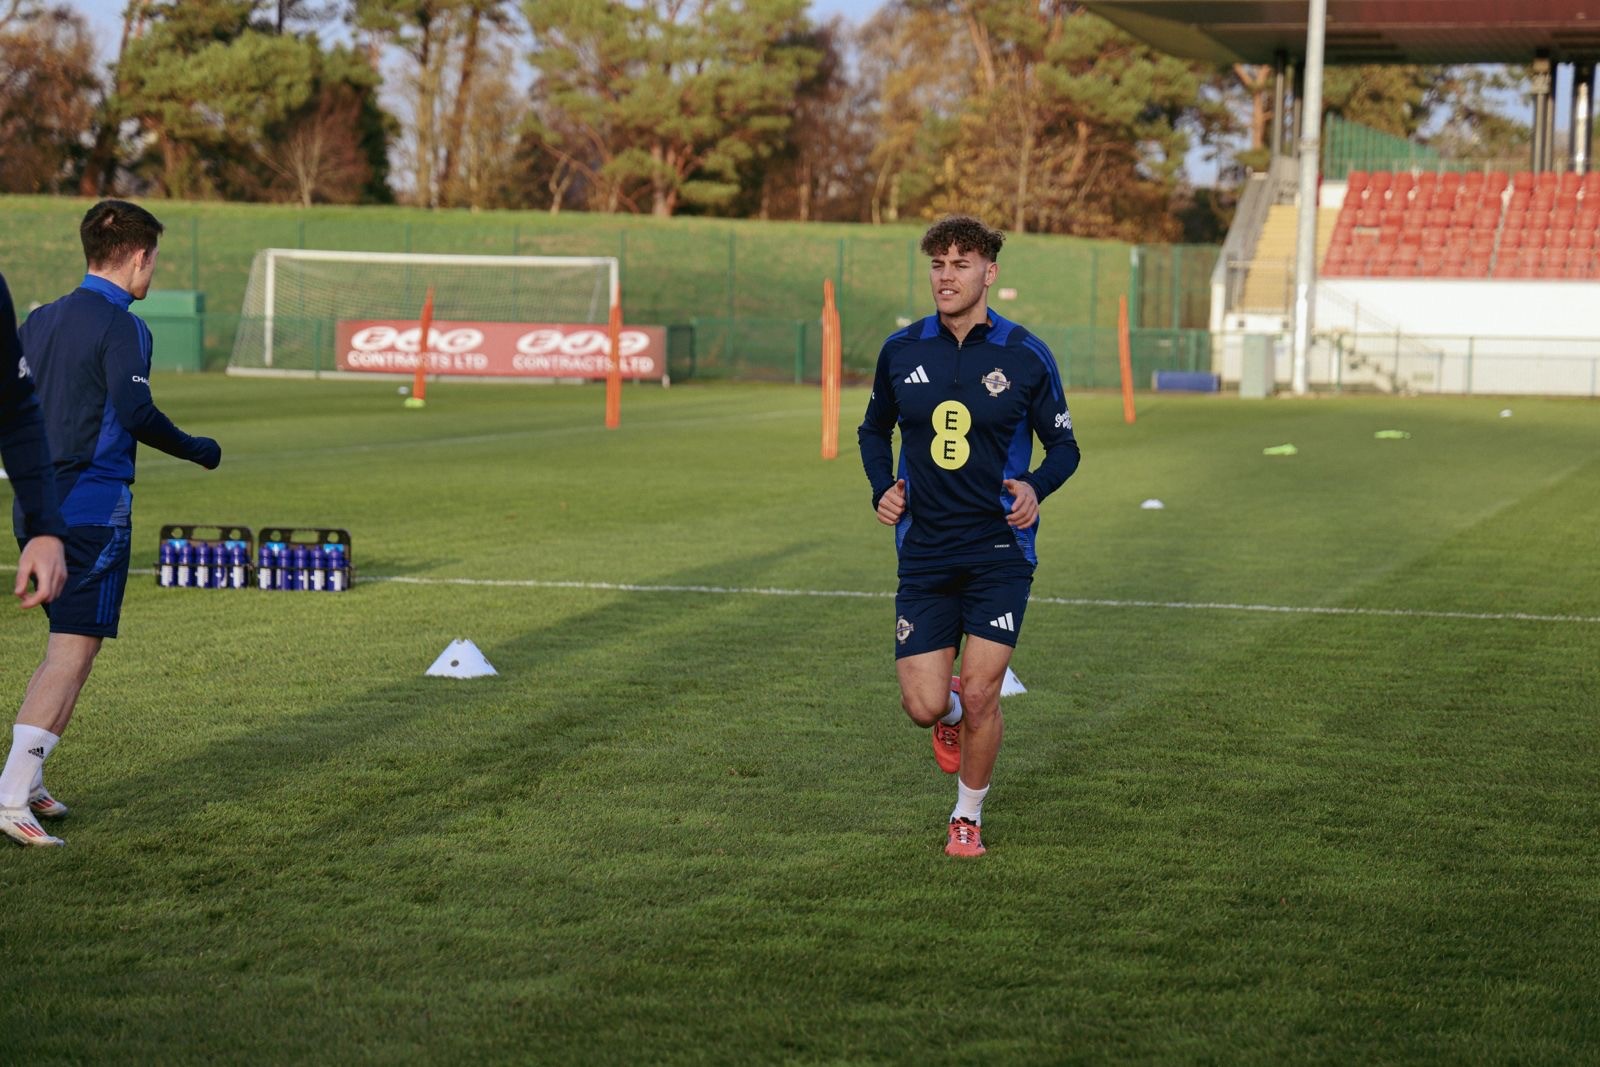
[1,196,1215,379]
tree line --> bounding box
[1,0,1536,240]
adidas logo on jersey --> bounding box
[989,612,1015,632]
[902,365,930,384]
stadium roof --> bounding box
[1080,2,1600,65]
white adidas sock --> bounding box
[951,778,989,825]
[0,725,59,808]
[939,690,964,727]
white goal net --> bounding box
[228,249,619,377]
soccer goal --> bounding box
[227,249,619,378]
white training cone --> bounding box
[1140,498,1165,509]
[426,638,497,679]
[1000,667,1027,697]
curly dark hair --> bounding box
[80,200,164,270]
[919,215,1004,261]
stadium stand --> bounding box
[1324,169,1600,281]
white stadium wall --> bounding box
[1215,279,1600,396]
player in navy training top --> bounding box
[858,215,1080,857]
[0,201,221,848]
[0,270,68,611]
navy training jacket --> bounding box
[14,275,219,536]
[0,272,67,541]
[858,310,1080,568]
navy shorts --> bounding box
[894,558,1034,659]
[24,526,132,639]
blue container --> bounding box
[257,544,276,590]
[229,545,248,589]
[176,542,193,587]
[309,547,327,592]
[158,541,177,587]
[195,543,214,589]
[326,544,348,592]
[290,545,309,591]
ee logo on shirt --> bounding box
[931,400,971,470]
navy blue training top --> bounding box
[858,310,1080,567]
[14,275,219,534]
[0,272,67,541]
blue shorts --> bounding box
[25,526,132,639]
[893,558,1034,658]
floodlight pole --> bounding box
[1290,0,1327,396]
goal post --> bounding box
[228,249,621,377]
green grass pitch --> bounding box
[2,379,1597,1063]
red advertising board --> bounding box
[334,320,668,380]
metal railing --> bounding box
[1320,330,1600,396]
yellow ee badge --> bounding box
[930,400,971,470]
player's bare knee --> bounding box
[901,692,945,728]
[959,677,1001,714]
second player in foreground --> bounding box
[859,215,1080,857]
[0,201,222,848]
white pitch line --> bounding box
[363,575,1600,625]
[6,567,1595,625]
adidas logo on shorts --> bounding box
[988,612,1015,633]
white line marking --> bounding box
[362,575,1600,625]
[7,568,1594,625]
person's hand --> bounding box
[15,535,66,609]
[876,479,906,526]
[194,437,221,470]
[1002,478,1039,529]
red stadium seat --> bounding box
[1572,229,1596,249]
[1549,229,1571,249]
[1484,171,1509,194]
[1559,172,1580,194]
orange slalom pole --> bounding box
[1117,294,1136,425]
[408,286,435,409]
[605,290,622,429]
[821,279,839,459]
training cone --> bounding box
[426,639,497,679]
[1001,667,1027,697]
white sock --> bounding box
[951,779,989,825]
[939,690,964,727]
[0,725,59,808]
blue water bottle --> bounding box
[159,541,177,587]
[288,545,307,591]
[309,547,327,592]
[258,544,275,590]
[196,543,213,589]
[328,546,347,592]
[176,542,193,587]
[229,545,247,589]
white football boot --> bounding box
[1,806,65,847]
[28,786,68,819]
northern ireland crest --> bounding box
[981,368,1011,397]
